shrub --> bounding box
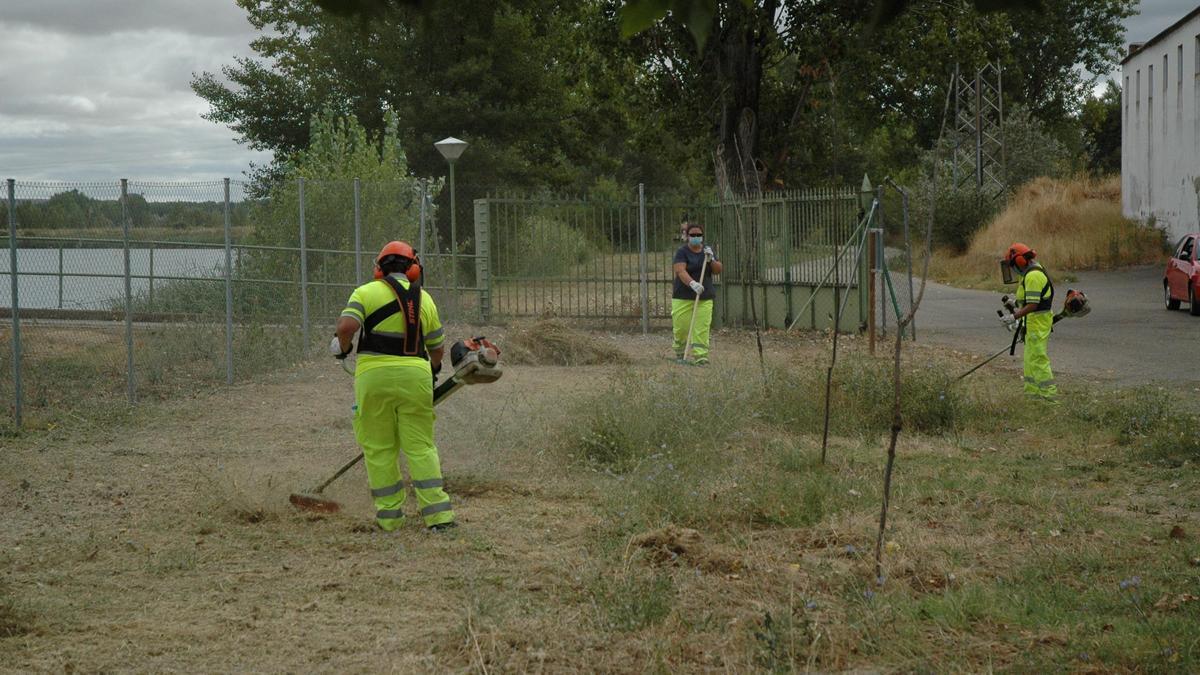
[1071,387,1171,445]
[566,368,752,472]
[763,356,964,437]
[498,215,594,277]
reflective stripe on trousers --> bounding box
[354,365,455,530]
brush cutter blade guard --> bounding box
[289,493,342,513]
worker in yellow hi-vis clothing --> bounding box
[331,241,455,532]
[1000,242,1057,402]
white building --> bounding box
[1121,6,1200,241]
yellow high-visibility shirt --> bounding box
[1015,266,1052,312]
[340,275,445,374]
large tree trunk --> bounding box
[715,0,777,181]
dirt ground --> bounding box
[0,325,692,671]
[1,325,1197,672]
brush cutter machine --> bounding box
[954,290,1090,382]
[289,337,503,513]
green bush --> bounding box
[763,357,964,436]
[566,369,753,473]
[1071,387,1171,445]
[500,215,594,277]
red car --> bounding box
[1164,232,1200,315]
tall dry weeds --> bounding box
[967,176,1165,269]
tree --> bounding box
[193,0,670,192]
[1080,80,1122,176]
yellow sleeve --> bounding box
[341,286,366,323]
[1023,270,1048,303]
[420,290,445,350]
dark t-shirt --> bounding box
[672,245,717,301]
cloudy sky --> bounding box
[0,0,1195,183]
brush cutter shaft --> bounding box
[956,344,1012,381]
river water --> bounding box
[1,248,231,310]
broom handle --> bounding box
[315,452,364,494]
[683,253,711,360]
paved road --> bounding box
[915,265,1200,386]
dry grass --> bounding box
[1,328,1198,671]
[501,318,632,366]
[929,176,1167,289]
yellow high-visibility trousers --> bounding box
[672,298,713,363]
[1022,313,1057,401]
[353,364,454,529]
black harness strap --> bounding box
[357,276,427,360]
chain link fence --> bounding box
[3,177,889,434]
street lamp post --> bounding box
[434,136,468,303]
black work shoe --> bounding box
[427,521,458,533]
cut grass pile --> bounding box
[927,176,1167,290]
[1,331,1198,671]
[502,317,631,366]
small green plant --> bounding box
[595,572,674,632]
[752,607,815,672]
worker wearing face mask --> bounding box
[671,223,723,365]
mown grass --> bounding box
[554,344,1200,670]
[927,176,1167,290]
[2,326,1198,672]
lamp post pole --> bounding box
[448,157,458,298]
[434,137,468,307]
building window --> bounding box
[1163,54,1169,132]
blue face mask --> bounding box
[688,236,703,246]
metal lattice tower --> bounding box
[953,62,1004,196]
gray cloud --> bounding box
[0,1,270,182]
[2,0,1196,182]
[1124,1,1198,44]
[3,0,257,37]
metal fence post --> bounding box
[353,178,362,284]
[418,179,427,262]
[637,183,648,335]
[298,177,310,353]
[120,178,136,404]
[473,198,491,322]
[223,178,234,385]
[147,244,154,310]
[57,246,63,309]
[7,179,22,429]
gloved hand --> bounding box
[999,315,1017,332]
[703,245,714,259]
[329,335,349,359]
[689,280,705,295]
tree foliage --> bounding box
[195,0,1135,195]
[1080,80,1122,176]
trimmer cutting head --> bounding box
[288,493,341,513]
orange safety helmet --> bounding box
[1005,242,1036,270]
[373,240,421,283]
